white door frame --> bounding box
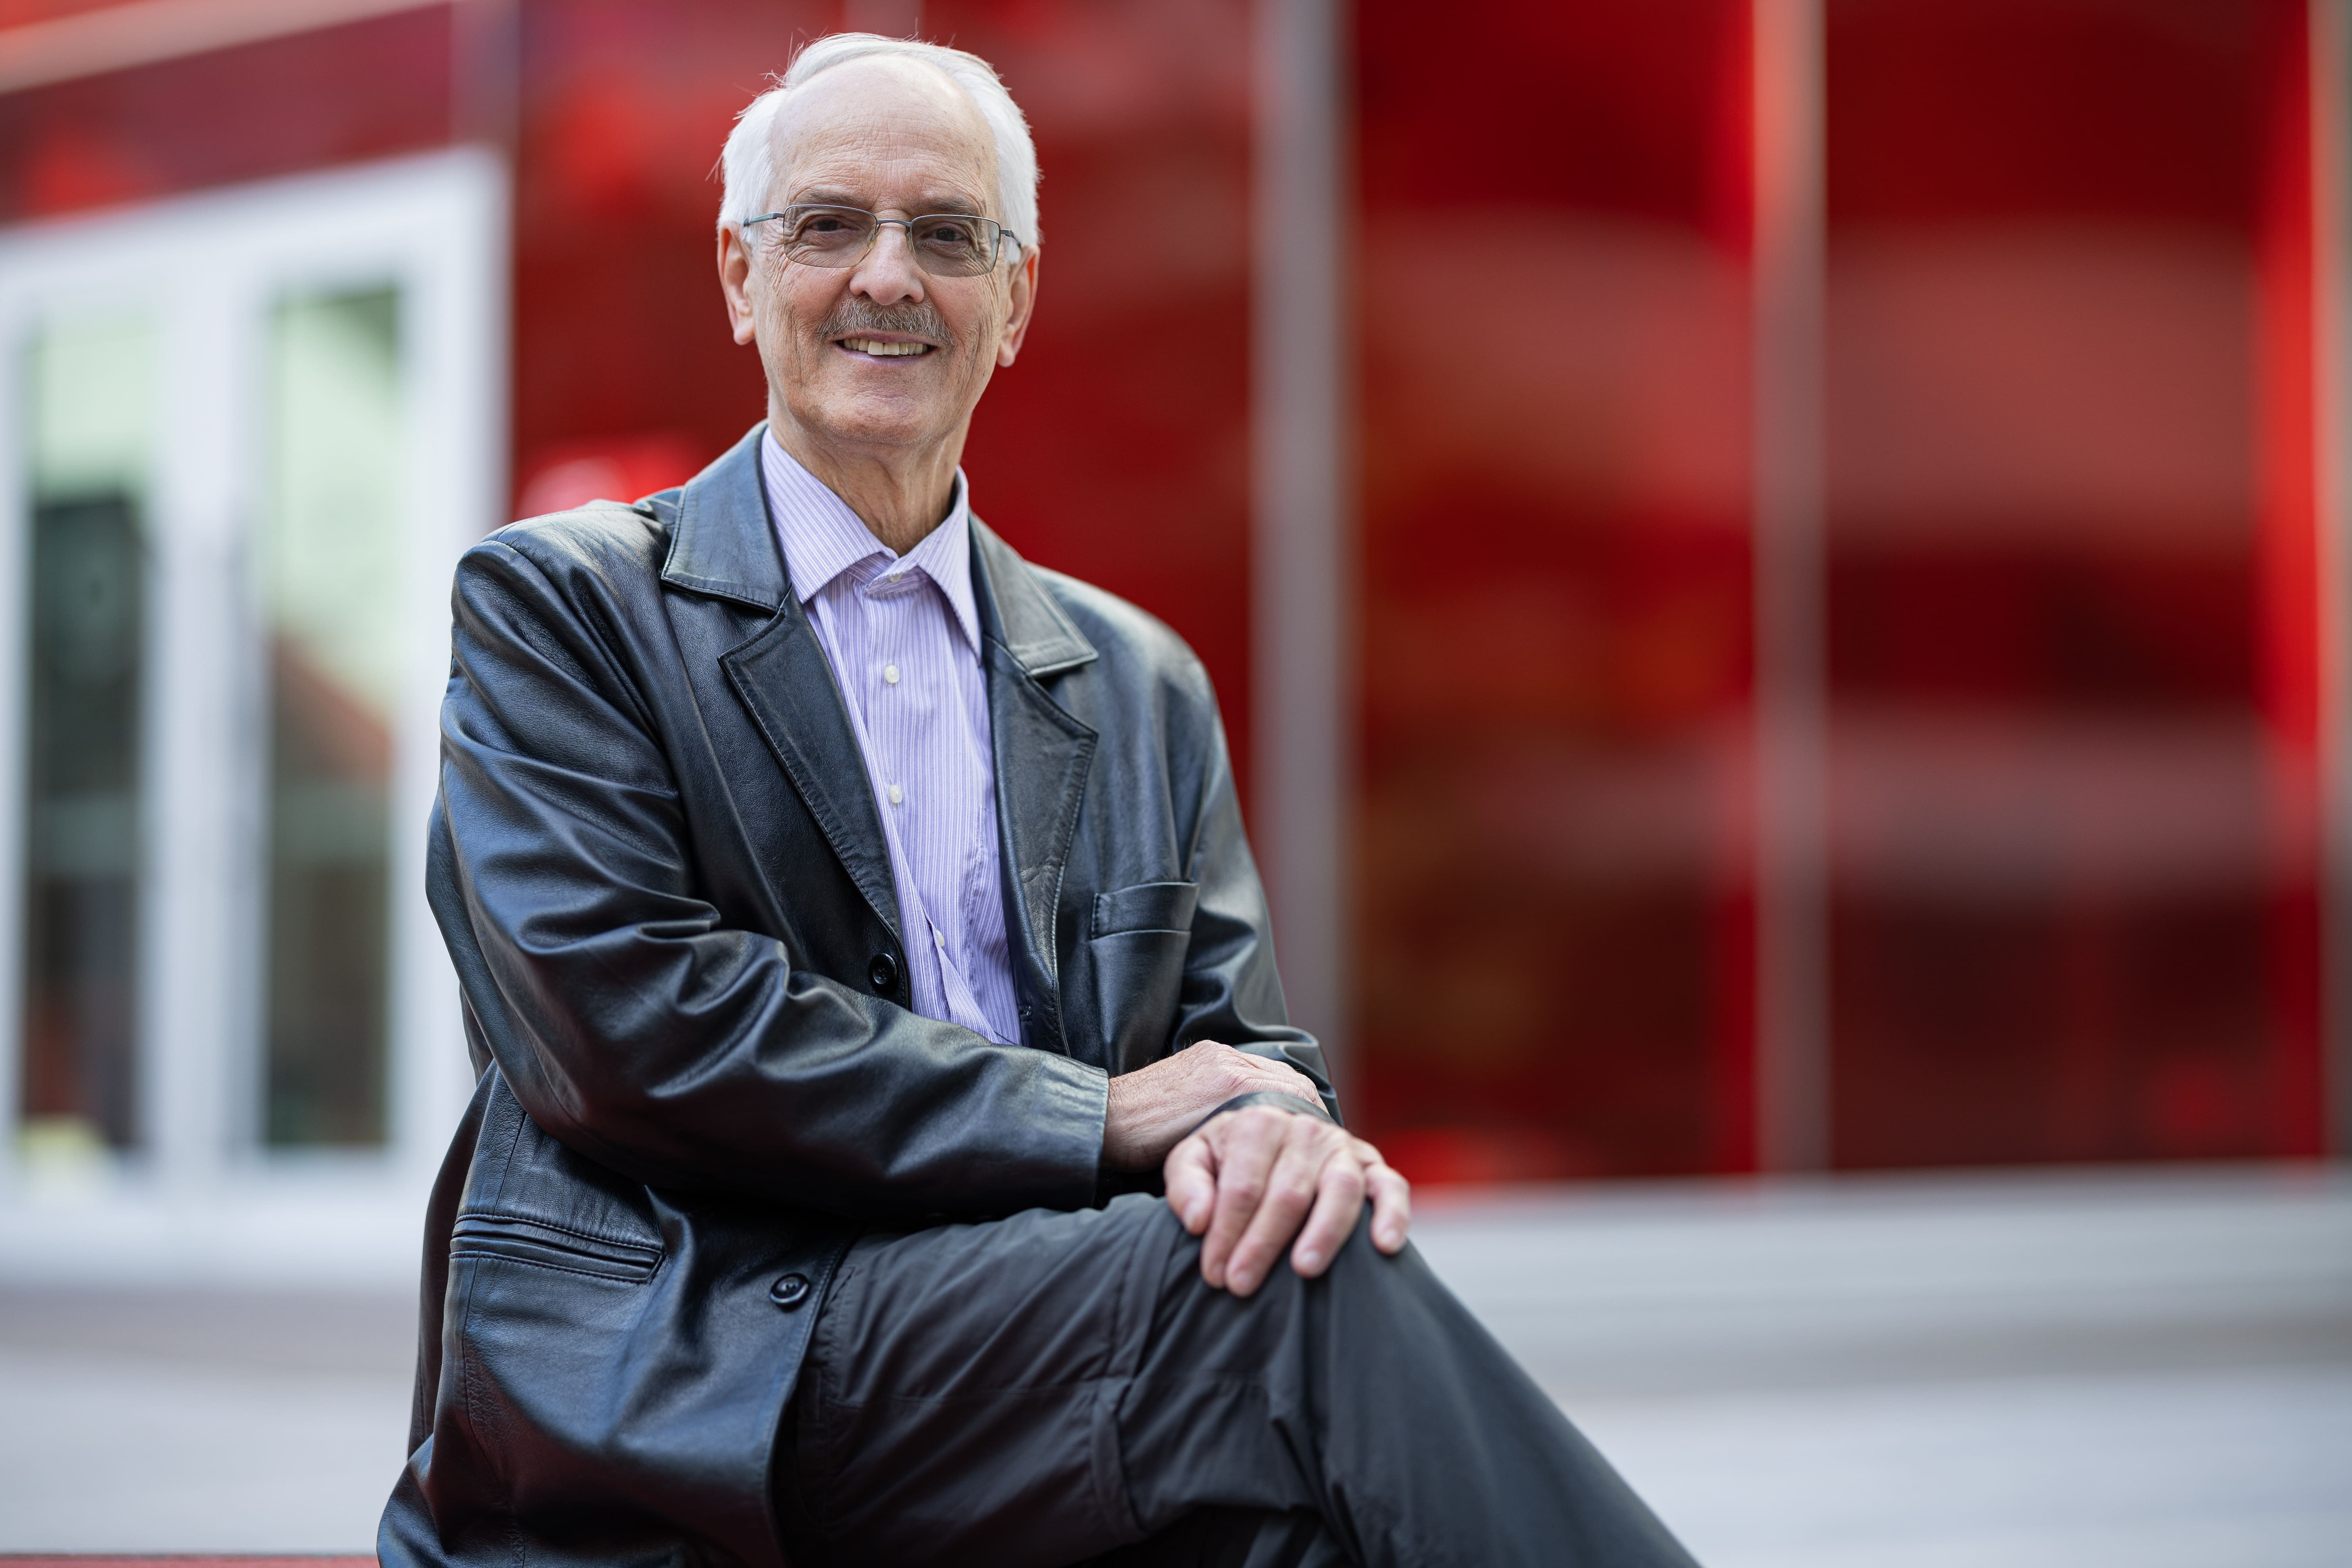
[0,148,505,1220]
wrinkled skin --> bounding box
[717,54,1036,554]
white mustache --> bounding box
[818,301,956,348]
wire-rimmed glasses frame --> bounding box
[740,204,1022,278]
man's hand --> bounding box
[1164,1107,1411,1297]
[1102,1041,1324,1170]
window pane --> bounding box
[1821,2,2305,1163]
[263,287,401,1148]
[1351,0,1755,1180]
[20,318,153,1152]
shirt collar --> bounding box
[760,428,981,653]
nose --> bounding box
[848,220,928,305]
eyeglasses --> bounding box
[741,204,1022,278]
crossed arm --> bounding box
[1103,1041,1413,1298]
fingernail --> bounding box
[1295,1249,1321,1271]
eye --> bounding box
[918,218,978,246]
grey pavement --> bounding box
[0,1287,414,1552]
[0,1164,2345,1562]
[1409,1165,2352,1568]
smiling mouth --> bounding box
[835,337,933,358]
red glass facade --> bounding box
[1818,0,2326,1165]
[0,0,2339,1180]
[0,8,454,213]
[1351,0,1757,1179]
[1345,0,2332,1176]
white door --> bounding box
[0,149,504,1237]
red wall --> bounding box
[1351,0,1757,1180]
[0,8,453,217]
[1819,0,2325,1164]
[1345,0,2327,1178]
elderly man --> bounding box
[381,33,1691,1568]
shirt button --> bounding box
[888,783,904,805]
[884,663,900,685]
[933,931,945,948]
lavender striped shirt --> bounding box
[760,431,1020,1045]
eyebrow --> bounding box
[789,187,988,217]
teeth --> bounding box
[842,338,928,356]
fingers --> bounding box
[1222,1117,1339,1295]
[1195,1107,1292,1292]
[1163,1132,1217,1234]
[1286,1139,1368,1280]
[1220,1046,1324,1109]
[1189,1114,1408,1296]
[1357,1138,1412,1254]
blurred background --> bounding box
[0,0,2345,1563]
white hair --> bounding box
[718,33,1040,251]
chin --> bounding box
[813,393,947,449]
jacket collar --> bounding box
[664,423,1101,682]
[661,424,791,611]
[968,519,1097,678]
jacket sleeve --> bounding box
[430,535,1109,1220]
[1167,693,1343,1125]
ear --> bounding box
[719,228,758,346]
[995,246,1041,368]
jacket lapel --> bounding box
[666,427,902,942]
[970,520,1098,1054]
[659,435,1098,1039]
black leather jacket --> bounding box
[378,427,1332,1568]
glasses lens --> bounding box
[909,215,997,277]
[781,207,876,265]
[761,208,1005,276]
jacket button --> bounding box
[769,1273,812,1310]
[868,953,897,991]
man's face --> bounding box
[721,57,1037,457]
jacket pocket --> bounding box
[1090,881,1199,1067]
[1093,879,1199,937]
[449,1211,664,1283]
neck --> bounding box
[769,399,966,555]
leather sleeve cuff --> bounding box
[1185,1089,1335,1141]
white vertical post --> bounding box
[143,263,253,1186]
[1752,0,1830,1172]
[0,297,26,1185]
[1253,0,1351,1092]
[2312,0,2352,1159]
[388,150,507,1180]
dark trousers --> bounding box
[772,1192,1697,1568]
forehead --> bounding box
[771,57,997,209]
